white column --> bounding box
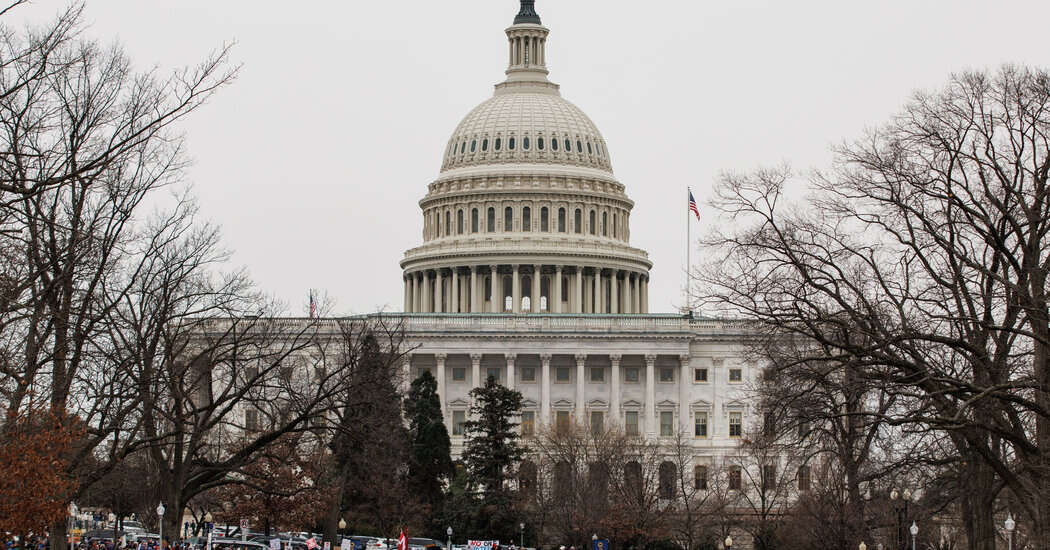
[410,273,419,312]
[642,277,649,313]
[554,266,563,313]
[532,265,541,313]
[451,268,459,314]
[632,274,641,314]
[435,270,444,313]
[540,354,552,426]
[490,265,500,313]
[470,266,479,313]
[575,267,584,313]
[596,269,605,314]
[575,354,587,424]
[610,270,619,314]
[403,275,410,313]
[645,354,657,437]
[623,273,633,314]
[436,353,447,413]
[679,354,691,435]
[610,354,621,426]
[471,353,482,390]
[512,265,522,313]
[421,271,431,313]
[506,353,516,390]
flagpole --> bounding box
[686,187,691,313]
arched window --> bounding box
[574,209,582,234]
[519,461,538,493]
[565,139,571,151]
[457,210,464,234]
[523,137,530,150]
[625,461,643,502]
[509,137,516,150]
[577,140,583,153]
[461,141,466,154]
[434,211,440,237]
[613,213,618,238]
[694,465,708,490]
[589,210,596,235]
[541,207,549,232]
[487,207,496,232]
[505,207,513,231]
[558,208,566,232]
[522,207,531,231]
[538,137,545,150]
[587,141,593,155]
[659,461,677,499]
[471,208,479,233]
[495,137,502,151]
[471,139,476,152]
[552,138,558,151]
[602,212,608,236]
[445,211,451,236]
[482,138,489,151]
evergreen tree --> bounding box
[405,371,454,515]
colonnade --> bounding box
[403,352,693,438]
[403,264,649,314]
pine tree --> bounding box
[405,370,453,514]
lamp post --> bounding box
[890,488,911,550]
[157,503,166,549]
[70,502,78,550]
[339,519,347,543]
[909,522,918,550]
[724,536,732,550]
[447,527,453,550]
[204,512,214,550]
[859,542,867,550]
[520,524,525,549]
[1005,514,1016,550]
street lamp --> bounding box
[70,502,78,550]
[157,503,166,549]
[909,521,918,550]
[1005,514,1016,550]
[724,536,732,550]
[204,512,214,550]
[519,524,525,548]
[890,488,911,550]
[339,519,347,541]
[859,542,867,550]
[447,527,453,550]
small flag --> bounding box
[306,538,317,550]
[688,189,701,221]
[397,531,407,550]
[592,540,610,550]
[309,290,316,318]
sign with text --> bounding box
[270,540,281,550]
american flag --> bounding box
[688,189,700,221]
[309,290,316,318]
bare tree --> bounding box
[697,66,1050,550]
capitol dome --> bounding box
[401,0,652,316]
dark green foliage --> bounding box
[405,371,454,515]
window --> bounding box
[589,210,596,234]
[486,367,500,383]
[763,412,776,437]
[445,211,451,236]
[245,366,259,381]
[523,136,530,150]
[452,367,466,381]
[522,207,531,231]
[417,367,431,378]
[590,367,605,382]
[729,368,743,382]
[487,207,496,232]
[564,138,571,151]
[587,142,593,155]
[482,138,488,151]
[460,141,466,154]
[574,209,582,233]
[694,465,708,490]
[729,412,743,438]
[577,140,583,152]
[798,466,811,492]
[509,137,516,150]
[552,137,558,150]
[519,460,537,492]
[556,366,570,382]
[245,409,259,432]
[613,213,618,238]
[558,208,566,232]
[452,411,466,436]
[659,462,676,499]
[660,411,674,437]
[694,368,708,382]
[763,464,777,491]
[521,411,535,436]
[624,367,640,383]
[729,466,742,490]
[495,137,502,150]
[798,419,810,439]
[521,366,536,382]
[659,367,675,382]
[556,410,570,434]
[471,208,479,233]
[562,277,569,301]
[541,207,549,231]
[470,139,476,152]
[625,411,639,436]
[694,412,708,438]
[602,212,608,236]
[457,209,464,234]
[505,207,513,231]
[279,365,293,383]
[590,411,604,436]
[538,137,544,150]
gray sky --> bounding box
[17,0,1050,315]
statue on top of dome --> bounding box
[514,0,541,25]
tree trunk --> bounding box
[960,456,998,550]
[52,519,69,550]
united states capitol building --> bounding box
[391,0,755,460]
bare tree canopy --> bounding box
[698,65,1050,550]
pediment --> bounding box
[587,399,608,410]
[691,399,713,410]
[723,398,747,412]
[448,397,470,409]
[656,399,678,410]
[622,399,643,410]
[552,398,576,410]
[521,398,538,410]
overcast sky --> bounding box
[16,0,1050,316]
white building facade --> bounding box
[397,0,755,459]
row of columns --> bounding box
[404,352,691,437]
[403,264,650,314]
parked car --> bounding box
[407,538,443,550]
[207,538,269,550]
[122,521,146,534]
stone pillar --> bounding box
[610,270,619,314]
[645,354,657,437]
[610,354,621,427]
[471,353,482,390]
[436,353,447,413]
[512,265,522,313]
[506,353,517,390]
[470,266,479,313]
[532,265,541,312]
[410,273,418,312]
[575,267,584,313]
[596,269,605,314]
[435,270,444,313]
[421,271,431,313]
[642,277,649,313]
[583,272,592,313]
[632,274,641,314]
[403,275,410,313]
[575,354,587,424]
[540,354,552,426]
[623,273,633,314]
[490,265,500,313]
[451,268,460,314]
[554,266,564,313]
[679,354,691,435]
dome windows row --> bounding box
[424,203,631,242]
[444,132,609,170]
